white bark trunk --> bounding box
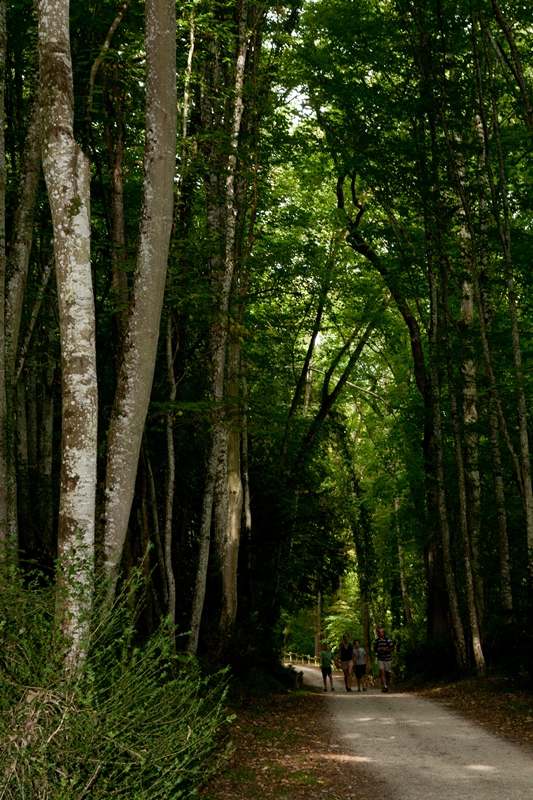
[103,0,176,588]
[38,0,97,669]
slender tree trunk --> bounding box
[0,0,9,556]
[395,497,414,638]
[187,439,218,654]
[144,441,168,609]
[473,100,513,617]
[15,381,32,551]
[165,316,177,633]
[428,258,467,671]
[278,254,334,473]
[313,591,321,657]
[103,0,176,589]
[39,353,55,559]
[216,336,243,629]
[479,267,514,616]
[361,593,372,671]
[139,468,153,633]
[457,240,484,629]
[291,297,389,476]
[442,290,486,674]
[104,66,128,344]
[241,369,253,605]
[492,106,533,585]
[13,258,54,385]
[5,96,41,381]
[337,173,448,635]
[490,0,533,130]
[6,130,49,556]
[38,0,98,668]
[471,31,525,502]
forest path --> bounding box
[299,665,533,800]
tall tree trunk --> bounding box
[144,440,168,609]
[165,316,177,634]
[14,381,32,552]
[278,253,334,473]
[5,96,41,382]
[5,95,43,553]
[458,231,484,630]
[0,0,9,557]
[395,497,414,638]
[313,591,321,657]
[241,370,253,605]
[491,98,533,585]
[187,2,249,653]
[38,0,97,668]
[428,258,467,671]
[216,336,243,629]
[337,172,448,635]
[103,66,128,345]
[442,290,486,674]
[39,353,55,559]
[361,593,372,671]
[103,0,176,589]
[472,97,513,617]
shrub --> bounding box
[0,574,232,799]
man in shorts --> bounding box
[353,639,367,692]
[338,633,354,692]
[374,627,394,693]
[320,643,335,692]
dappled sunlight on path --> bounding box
[299,665,533,800]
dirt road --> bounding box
[299,665,533,800]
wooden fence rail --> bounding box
[283,651,342,671]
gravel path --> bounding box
[299,665,533,800]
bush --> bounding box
[0,574,232,799]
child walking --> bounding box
[320,643,335,692]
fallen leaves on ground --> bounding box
[414,676,533,747]
[201,690,389,800]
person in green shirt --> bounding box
[320,643,335,692]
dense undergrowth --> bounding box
[0,574,233,799]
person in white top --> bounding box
[353,639,367,692]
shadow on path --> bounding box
[298,665,533,800]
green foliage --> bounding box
[322,578,363,648]
[0,576,232,799]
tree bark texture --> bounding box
[0,0,9,555]
[5,96,42,381]
[165,316,177,633]
[103,0,177,588]
[443,300,485,673]
[103,67,129,345]
[428,260,467,671]
[38,0,98,667]
[215,336,244,629]
[39,353,55,559]
[144,441,168,609]
[188,1,249,652]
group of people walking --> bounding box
[320,628,394,693]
